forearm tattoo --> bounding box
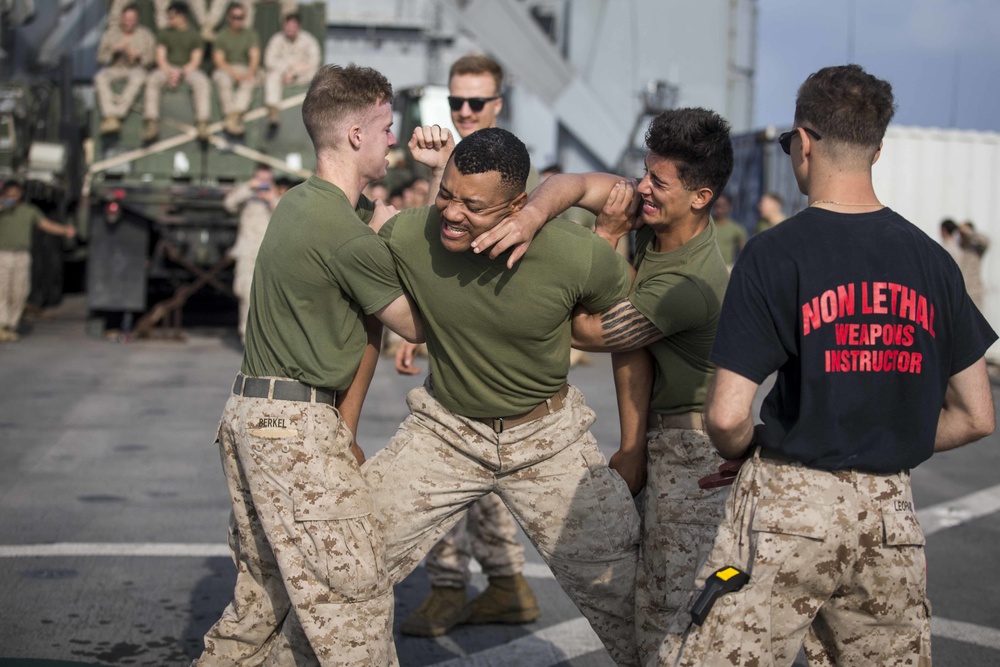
[598,299,662,352]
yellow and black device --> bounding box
[690,566,750,626]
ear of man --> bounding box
[348,122,363,151]
[692,187,715,212]
[509,191,527,213]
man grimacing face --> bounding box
[435,162,522,254]
[636,153,698,229]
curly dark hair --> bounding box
[795,65,896,152]
[645,108,733,205]
[451,128,530,197]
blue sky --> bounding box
[754,0,1000,132]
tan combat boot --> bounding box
[142,119,159,142]
[225,112,245,136]
[196,121,210,141]
[100,116,121,134]
[267,106,280,126]
[400,586,467,636]
[460,574,541,625]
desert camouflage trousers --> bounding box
[424,492,525,587]
[94,64,147,119]
[635,423,728,666]
[213,65,259,116]
[194,388,396,666]
[363,382,642,666]
[144,68,211,121]
[0,250,30,330]
[657,449,931,667]
[264,67,314,108]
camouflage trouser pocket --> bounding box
[749,497,830,575]
[881,506,925,547]
[291,490,389,602]
[580,445,641,554]
[644,497,726,611]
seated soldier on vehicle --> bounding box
[262,12,320,127]
[95,3,156,134]
[143,1,211,142]
[211,2,260,136]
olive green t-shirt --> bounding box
[0,203,44,251]
[157,26,203,67]
[629,222,730,415]
[713,216,747,266]
[379,207,631,417]
[242,177,404,390]
[213,27,258,65]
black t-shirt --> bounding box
[711,206,996,473]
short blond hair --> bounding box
[302,64,393,151]
[449,54,503,94]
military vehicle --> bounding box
[2,0,324,337]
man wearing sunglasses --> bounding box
[211,2,260,136]
[660,65,996,666]
[365,127,642,666]
[398,53,543,639]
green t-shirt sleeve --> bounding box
[26,204,44,225]
[355,194,375,225]
[630,272,711,338]
[331,233,403,315]
[578,236,631,312]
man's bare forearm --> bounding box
[523,173,621,221]
[572,299,662,352]
[335,314,383,442]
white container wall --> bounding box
[873,126,1000,353]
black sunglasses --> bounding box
[447,96,500,112]
[778,127,822,155]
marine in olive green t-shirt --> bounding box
[242,176,404,390]
[378,206,631,417]
[213,27,258,65]
[628,221,729,415]
[0,202,44,251]
[157,25,203,67]
[713,216,747,266]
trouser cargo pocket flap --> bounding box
[661,498,725,526]
[752,498,829,540]
[292,486,374,521]
[882,507,925,547]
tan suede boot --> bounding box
[100,116,121,134]
[460,574,541,625]
[400,586,467,636]
[142,119,159,142]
